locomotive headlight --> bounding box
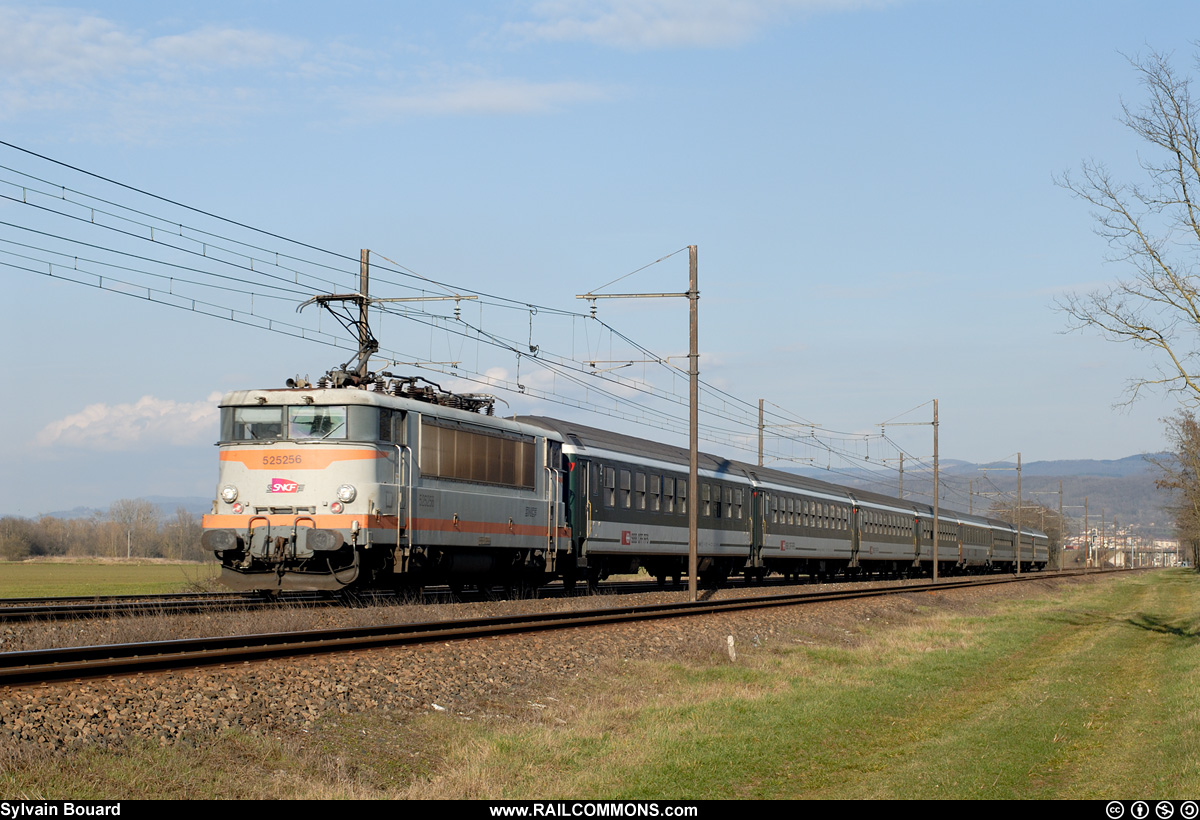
[336,484,357,503]
[220,485,239,504]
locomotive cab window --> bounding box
[288,406,348,440]
[225,407,283,441]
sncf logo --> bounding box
[267,479,303,493]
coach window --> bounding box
[702,484,712,517]
[663,477,675,513]
[677,480,687,515]
[650,475,661,512]
[604,466,616,508]
[635,472,647,511]
[734,488,743,520]
[619,469,632,509]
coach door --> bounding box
[544,440,564,572]
[749,486,765,571]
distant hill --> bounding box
[792,453,1171,535]
[32,497,213,521]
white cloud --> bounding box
[503,0,896,49]
[358,77,611,116]
[0,7,302,83]
[36,392,221,451]
[0,5,612,136]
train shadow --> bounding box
[1123,613,1200,642]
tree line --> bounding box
[0,500,206,562]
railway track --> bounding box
[0,573,806,623]
[0,589,344,622]
[0,570,1110,686]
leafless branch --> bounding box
[1057,47,1200,406]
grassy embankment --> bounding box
[1,570,1196,799]
[0,560,219,598]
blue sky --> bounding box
[1,0,1196,515]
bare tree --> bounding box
[1058,49,1200,403]
[165,507,204,561]
[108,499,163,558]
[1149,410,1200,569]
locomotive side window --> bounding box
[419,419,536,489]
[379,408,406,443]
[226,407,283,440]
[289,406,348,440]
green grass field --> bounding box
[0,560,219,598]
[407,570,1199,800]
[1,570,1196,799]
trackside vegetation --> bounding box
[0,560,218,598]
[0,571,1196,799]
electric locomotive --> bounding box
[201,375,570,591]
